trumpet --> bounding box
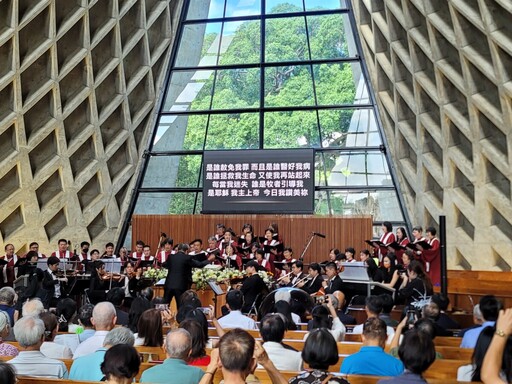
[292,274,311,287]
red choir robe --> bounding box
[421,237,441,287]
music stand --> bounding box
[208,281,225,318]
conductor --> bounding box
[162,243,207,308]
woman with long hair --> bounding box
[397,260,433,306]
[306,296,345,341]
[134,309,163,347]
[274,300,297,330]
[179,319,210,366]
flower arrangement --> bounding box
[192,267,243,290]
[143,267,168,281]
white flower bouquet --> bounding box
[143,267,168,281]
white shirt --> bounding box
[218,310,258,330]
[41,341,73,359]
[291,312,301,325]
[73,330,109,359]
[48,270,61,298]
[351,323,395,344]
[304,317,346,342]
[8,350,68,378]
[54,333,80,353]
[261,342,303,371]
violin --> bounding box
[101,272,125,281]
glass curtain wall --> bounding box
[120,0,410,244]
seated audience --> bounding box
[218,290,257,330]
[457,326,497,381]
[260,314,302,371]
[68,303,95,342]
[107,287,129,326]
[378,328,436,384]
[8,316,68,378]
[307,295,345,341]
[274,290,302,325]
[396,261,433,306]
[481,308,512,384]
[73,301,117,359]
[100,344,140,384]
[461,295,501,348]
[459,303,485,338]
[134,308,163,347]
[22,298,44,318]
[341,317,403,376]
[140,329,204,384]
[379,293,399,327]
[351,296,395,343]
[179,319,211,366]
[431,293,460,329]
[390,316,443,359]
[422,302,452,336]
[40,312,73,359]
[128,296,152,333]
[70,327,135,381]
[0,287,17,326]
[273,300,297,330]
[0,361,16,384]
[56,297,77,332]
[292,329,349,384]
[0,310,17,356]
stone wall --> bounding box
[352,0,512,270]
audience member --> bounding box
[140,329,204,384]
[422,302,452,336]
[0,310,17,356]
[461,295,501,348]
[0,361,16,384]
[128,296,151,333]
[273,300,297,330]
[351,295,395,343]
[379,294,398,327]
[68,303,95,342]
[260,314,302,371]
[341,317,403,376]
[134,308,163,347]
[70,327,135,381]
[73,302,117,359]
[22,298,44,318]
[459,304,484,338]
[396,261,433,306]
[481,308,512,384]
[40,312,73,359]
[100,344,140,384]
[457,326,496,381]
[106,287,129,326]
[291,329,349,384]
[274,290,302,324]
[307,295,345,341]
[431,293,460,329]
[218,290,257,330]
[9,316,68,378]
[378,329,436,384]
[179,319,211,366]
[56,298,77,332]
[217,329,258,384]
[0,287,17,326]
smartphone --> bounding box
[198,307,211,315]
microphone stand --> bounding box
[299,232,316,262]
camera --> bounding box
[314,295,327,305]
[155,304,169,312]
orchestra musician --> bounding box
[299,263,324,295]
[123,261,143,306]
[28,242,46,259]
[322,262,344,295]
[89,259,124,304]
[51,239,72,259]
[240,260,266,314]
[42,256,68,308]
[279,261,305,287]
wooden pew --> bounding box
[135,345,166,361]
[423,359,468,380]
[435,336,464,347]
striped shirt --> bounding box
[8,350,68,378]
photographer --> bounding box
[396,260,433,306]
[306,294,346,341]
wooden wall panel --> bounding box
[132,215,373,264]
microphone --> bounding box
[313,232,326,238]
